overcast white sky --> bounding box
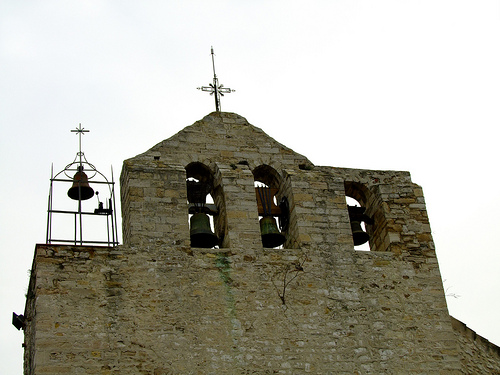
[1,1,500,373]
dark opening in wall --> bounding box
[345,196,371,251]
[253,165,288,249]
[344,182,374,251]
[185,162,224,248]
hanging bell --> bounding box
[260,216,286,248]
[347,205,373,246]
[67,166,94,201]
[350,220,370,246]
[190,212,218,248]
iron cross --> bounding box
[71,123,89,155]
[198,47,234,112]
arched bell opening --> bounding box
[185,162,221,248]
[344,181,391,252]
[345,196,372,251]
[344,182,374,251]
[253,165,289,249]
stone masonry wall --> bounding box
[24,112,477,374]
[25,242,462,374]
[451,317,500,374]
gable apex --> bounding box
[125,112,312,171]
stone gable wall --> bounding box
[24,112,491,374]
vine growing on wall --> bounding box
[272,253,309,307]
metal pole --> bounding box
[211,48,220,112]
[111,167,118,245]
[214,77,220,112]
[78,179,83,245]
[46,165,54,244]
[74,212,77,246]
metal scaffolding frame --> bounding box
[46,124,119,247]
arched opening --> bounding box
[253,165,289,248]
[345,196,371,251]
[185,162,223,248]
[344,182,374,251]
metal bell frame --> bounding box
[46,150,119,247]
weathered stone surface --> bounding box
[23,112,498,374]
[451,317,500,374]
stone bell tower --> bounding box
[22,112,500,374]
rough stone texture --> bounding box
[23,112,498,373]
[451,317,500,374]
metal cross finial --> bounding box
[71,123,89,164]
[197,47,235,112]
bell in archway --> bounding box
[68,166,94,201]
[350,220,370,246]
[190,212,218,248]
[260,216,286,248]
[347,205,373,246]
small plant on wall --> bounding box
[271,253,309,308]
